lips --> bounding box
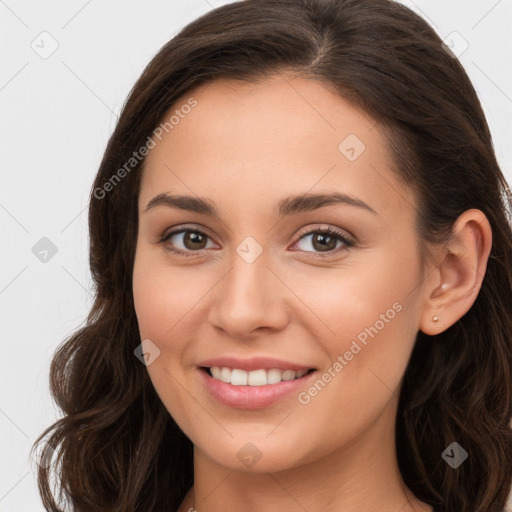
[196,356,317,409]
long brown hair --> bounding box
[32,0,512,510]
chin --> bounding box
[192,431,321,474]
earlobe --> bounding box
[419,209,492,336]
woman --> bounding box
[32,0,512,510]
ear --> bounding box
[419,209,492,335]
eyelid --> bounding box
[157,224,218,249]
[290,225,355,257]
[158,223,355,257]
[294,224,354,243]
[159,223,216,242]
[160,223,354,243]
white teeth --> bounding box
[210,367,222,379]
[281,370,296,381]
[247,369,267,386]
[209,366,310,386]
[267,368,282,384]
[220,367,231,383]
[230,369,248,386]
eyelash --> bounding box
[158,225,355,258]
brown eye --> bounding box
[181,231,207,250]
[293,227,354,256]
[311,232,338,252]
[160,227,215,256]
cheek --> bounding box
[293,249,416,335]
[284,264,420,460]
[132,248,201,343]
[132,252,202,431]
[291,249,421,391]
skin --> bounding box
[132,73,492,512]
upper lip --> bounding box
[197,356,315,372]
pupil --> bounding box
[313,233,336,252]
[185,231,206,249]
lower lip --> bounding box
[198,368,316,409]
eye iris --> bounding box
[312,232,337,252]
[184,231,206,250]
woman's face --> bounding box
[133,74,432,472]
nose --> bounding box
[207,249,289,339]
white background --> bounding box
[1,0,511,510]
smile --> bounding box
[198,365,318,409]
[205,366,314,386]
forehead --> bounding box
[139,75,412,222]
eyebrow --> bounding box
[143,192,378,218]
